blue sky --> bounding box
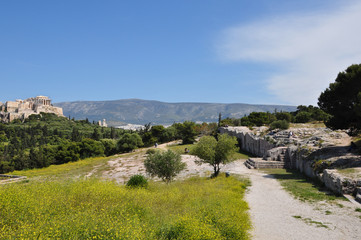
[1,0,360,105]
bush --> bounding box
[295,111,312,123]
[126,175,148,188]
[146,149,157,155]
[0,161,14,174]
[312,159,332,173]
[275,112,293,122]
[269,120,290,130]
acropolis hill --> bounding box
[0,96,63,123]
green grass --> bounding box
[261,169,346,202]
[0,176,251,239]
[355,208,361,213]
[9,156,112,179]
[166,143,195,155]
[336,168,361,179]
[292,216,329,228]
[229,149,253,160]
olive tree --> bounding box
[192,134,237,177]
[144,150,186,183]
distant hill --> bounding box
[55,99,297,126]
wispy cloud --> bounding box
[217,1,361,105]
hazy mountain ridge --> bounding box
[55,99,297,125]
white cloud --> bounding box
[217,2,361,105]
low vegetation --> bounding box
[261,169,345,202]
[126,174,148,188]
[292,216,329,228]
[0,175,251,239]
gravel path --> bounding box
[243,166,361,240]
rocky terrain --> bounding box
[221,126,361,205]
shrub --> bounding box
[126,175,148,188]
[312,159,332,173]
[275,112,293,122]
[146,149,157,155]
[295,111,312,123]
[269,120,290,130]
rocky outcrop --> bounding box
[220,126,361,202]
[322,169,359,195]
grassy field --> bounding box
[261,169,345,202]
[167,143,195,155]
[8,155,116,179]
[0,175,250,239]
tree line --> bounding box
[219,105,330,130]
[0,113,214,173]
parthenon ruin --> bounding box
[0,96,64,122]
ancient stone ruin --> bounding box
[0,96,64,122]
[220,126,361,203]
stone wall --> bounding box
[219,127,275,157]
[322,169,359,195]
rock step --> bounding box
[244,158,256,169]
[246,158,285,169]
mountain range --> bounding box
[54,99,297,126]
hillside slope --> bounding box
[55,99,296,125]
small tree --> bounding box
[192,134,237,177]
[144,150,186,183]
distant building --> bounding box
[98,119,107,127]
[0,96,64,123]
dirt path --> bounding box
[98,148,361,239]
[244,168,361,240]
